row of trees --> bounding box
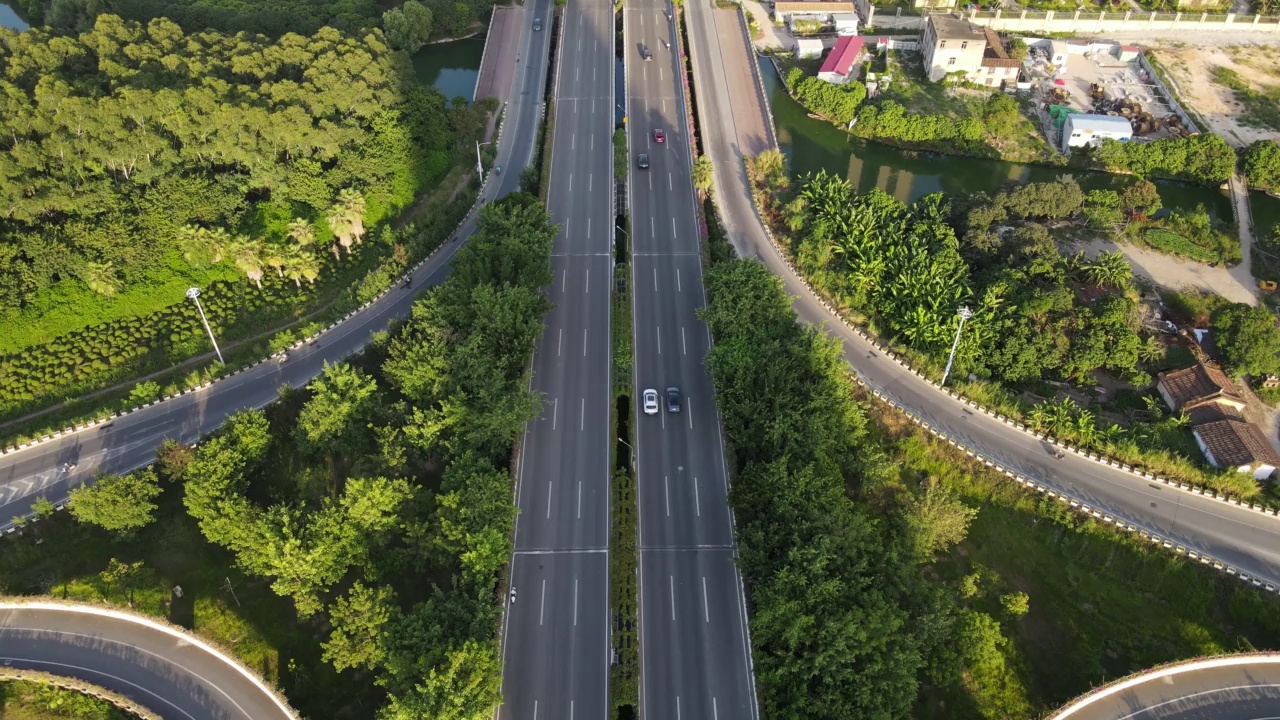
[61,195,556,718]
[701,258,1016,718]
[1089,133,1236,186]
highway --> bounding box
[0,3,550,530]
[683,0,1280,589]
[0,603,295,720]
[1050,655,1280,720]
[495,0,613,717]
[624,3,758,719]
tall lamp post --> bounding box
[940,305,973,388]
[476,140,492,183]
[186,287,224,365]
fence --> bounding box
[863,5,1280,34]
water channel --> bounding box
[0,1,29,30]
[411,36,485,104]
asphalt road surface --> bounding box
[683,0,1280,588]
[625,4,758,719]
[0,604,294,720]
[1051,657,1280,720]
[496,0,612,717]
[0,5,549,530]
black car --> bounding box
[533,16,542,30]
[665,387,681,413]
[641,45,653,61]
[638,153,650,169]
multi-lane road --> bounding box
[496,0,613,717]
[624,4,758,719]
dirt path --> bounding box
[1149,44,1280,148]
[1072,237,1258,305]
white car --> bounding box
[643,388,659,415]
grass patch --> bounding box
[614,129,629,180]
[866,398,1280,718]
[1143,227,1220,263]
[0,679,134,720]
[1213,65,1280,132]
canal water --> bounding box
[757,58,1269,222]
[412,36,486,104]
[0,0,29,30]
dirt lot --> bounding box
[1153,44,1280,147]
[1072,237,1257,305]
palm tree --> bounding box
[1085,251,1134,290]
[228,236,266,289]
[83,261,122,297]
[328,207,355,255]
[288,218,316,248]
[333,188,367,246]
[283,247,321,287]
[263,242,288,277]
[177,225,230,269]
[1028,403,1050,432]
[1137,335,1164,364]
[691,155,714,196]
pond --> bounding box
[411,36,486,105]
[758,58,1270,222]
[0,1,29,31]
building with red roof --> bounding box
[817,35,865,85]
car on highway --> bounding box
[637,153,650,169]
[643,388,659,415]
[641,45,653,61]
[665,387,681,413]
[653,128,665,144]
[533,16,542,30]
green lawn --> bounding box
[869,403,1280,718]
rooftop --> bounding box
[983,28,1009,59]
[1157,362,1243,411]
[774,1,856,10]
[929,14,986,41]
[1065,113,1137,132]
[819,35,865,77]
[1194,419,1280,468]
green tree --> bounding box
[81,261,123,297]
[98,558,150,607]
[323,583,400,672]
[906,482,978,562]
[383,0,435,53]
[68,468,163,537]
[692,155,714,195]
[1084,250,1134,290]
[298,362,380,455]
[1244,139,1280,192]
[435,452,517,587]
[380,639,501,720]
[1213,303,1280,377]
[1120,180,1162,219]
[30,496,55,519]
[1000,591,1030,618]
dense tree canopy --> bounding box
[1212,303,1280,378]
[1244,139,1280,193]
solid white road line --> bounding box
[571,701,576,720]
[546,481,553,519]
[649,173,654,191]
[653,267,658,291]
[657,326,662,355]
[670,575,676,621]
[651,216,655,237]
[569,173,573,190]
[694,476,701,517]
[669,173,673,191]
[677,268,681,291]
[672,217,677,238]
[587,217,591,239]
[676,696,682,720]
[589,173,593,192]
[682,327,686,355]
[702,576,710,622]
[558,328,563,356]
[713,697,719,720]
[583,328,588,357]
[552,398,558,430]
[539,579,547,625]
[562,269,567,292]
[534,700,539,720]
[665,475,670,516]
[688,399,693,429]
[577,480,582,519]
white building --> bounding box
[1060,113,1132,153]
[832,12,859,35]
[794,38,825,59]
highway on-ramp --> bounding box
[683,0,1280,589]
[0,603,295,720]
[0,6,550,530]
[625,3,758,719]
[496,0,612,717]
[1051,655,1280,720]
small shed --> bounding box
[794,37,825,59]
[1117,45,1141,62]
[832,12,859,35]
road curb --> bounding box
[0,599,300,720]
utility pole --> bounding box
[221,576,241,607]
[940,305,973,388]
[186,287,224,364]
[476,140,492,183]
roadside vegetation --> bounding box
[0,195,556,720]
[0,16,495,426]
[747,150,1265,500]
[1212,65,1280,132]
[1086,133,1237,187]
[702,255,1280,720]
[0,679,136,720]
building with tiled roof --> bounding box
[1193,418,1280,480]
[1157,362,1276,481]
[1155,362,1245,415]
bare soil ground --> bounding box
[1072,237,1258,305]
[1153,44,1280,147]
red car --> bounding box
[653,128,665,144]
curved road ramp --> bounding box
[1051,654,1280,720]
[0,601,297,720]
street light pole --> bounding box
[186,287,224,365]
[940,305,973,388]
[476,140,492,183]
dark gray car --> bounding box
[638,153,650,169]
[665,387,681,413]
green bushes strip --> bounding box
[0,667,162,720]
[1143,227,1219,263]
